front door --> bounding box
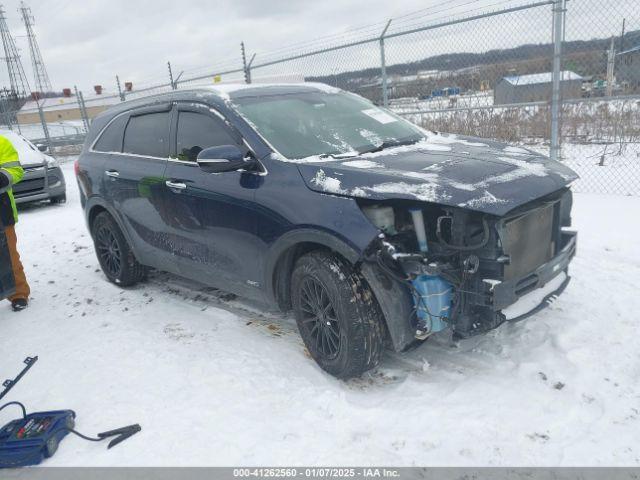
[162,103,262,298]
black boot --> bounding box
[11,298,28,311]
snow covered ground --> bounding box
[1,159,639,467]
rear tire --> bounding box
[291,251,385,379]
[91,211,147,287]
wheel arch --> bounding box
[85,197,138,258]
[265,229,362,311]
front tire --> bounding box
[91,211,147,287]
[291,251,385,379]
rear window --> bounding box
[93,115,128,153]
[123,111,170,158]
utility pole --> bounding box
[549,0,566,162]
[0,5,30,100]
[606,36,616,97]
[19,1,51,94]
[619,18,626,53]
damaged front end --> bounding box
[360,188,577,347]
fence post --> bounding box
[379,19,392,107]
[550,0,566,161]
[241,42,255,84]
[168,61,176,90]
[116,75,125,101]
[36,102,53,153]
[74,85,89,132]
[79,91,90,129]
[241,42,250,84]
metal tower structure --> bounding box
[19,1,50,94]
[0,4,29,99]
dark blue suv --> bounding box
[77,83,577,378]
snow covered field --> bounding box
[1,159,639,467]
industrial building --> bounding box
[494,71,583,105]
[616,44,640,91]
[16,87,122,124]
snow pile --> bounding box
[310,169,345,194]
[361,181,448,203]
[459,190,508,209]
[497,156,548,177]
[503,145,532,156]
[341,160,384,169]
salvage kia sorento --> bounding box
[76,83,578,379]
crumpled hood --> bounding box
[293,133,578,216]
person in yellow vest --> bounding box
[0,134,30,311]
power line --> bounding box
[0,3,30,99]
[19,1,52,93]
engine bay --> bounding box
[360,188,576,340]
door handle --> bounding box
[105,170,120,178]
[165,180,187,190]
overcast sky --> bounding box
[0,0,635,94]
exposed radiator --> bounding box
[502,203,555,280]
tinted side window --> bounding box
[93,115,128,152]
[176,111,238,161]
[123,112,170,157]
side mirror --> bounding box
[36,144,48,153]
[196,145,254,173]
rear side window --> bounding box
[123,111,170,158]
[176,111,238,161]
[93,115,128,153]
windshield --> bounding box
[233,91,425,159]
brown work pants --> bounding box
[5,225,30,301]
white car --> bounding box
[0,130,66,204]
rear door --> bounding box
[163,103,262,298]
[99,104,176,270]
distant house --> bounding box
[494,71,583,105]
[616,44,640,90]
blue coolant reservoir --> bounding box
[412,274,453,334]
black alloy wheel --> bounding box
[299,276,342,360]
[95,225,122,278]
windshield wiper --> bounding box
[318,152,359,159]
[357,138,421,155]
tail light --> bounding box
[74,159,80,176]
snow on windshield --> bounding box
[233,90,423,159]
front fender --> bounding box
[263,227,363,305]
[360,261,416,352]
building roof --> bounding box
[19,92,123,114]
[617,44,640,56]
[501,71,583,86]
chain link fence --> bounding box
[1,0,638,195]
